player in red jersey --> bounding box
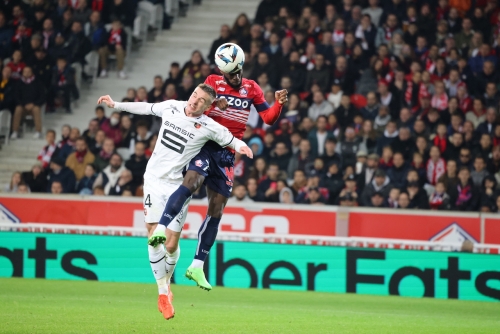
[156,55,288,290]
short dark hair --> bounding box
[136,120,148,129]
[197,83,216,102]
[171,62,180,68]
[75,136,86,143]
[46,129,56,136]
[95,106,105,113]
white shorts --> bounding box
[143,176,190,232]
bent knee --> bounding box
[182,170,205,193]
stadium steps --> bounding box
[0,0,260,191]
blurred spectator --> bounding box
[77,164,98,195]
[181,50,205,81]
[66,137,95,181]
[48,57,79,113]
[257,163,280,202]
[228,183,253,204]
[22,164,47,193]
[288,138,314,178]
[85,11,106,50]
[387,152,409,189]
[37,129,58,169]
[177,74,194,100]
[450,167,479,211]
[0,12,13,58]
[361,169,392,206]
[429,181,452,210]
[66,21,91,68]
[320,162,343,204]
[109,169,134,196]
[10,66,46,139]
[99,19,127,79]
[94,137,115,171]
[308,91,333,121]
[4,171,21,193]
[338,174,359,206]
[50,181,63,194]
[58,127,80,160]
[46,157,76,193]
[337,126,360,169]
[0,66,14,111]
[426,146,446,186]
[102,0,134,27]
[471,156,489,187]
[163,62,182,90]
[101,111,122,146]
[93,153,126,195]
[209,24,231,65]
[83,119,99,149]
[148,75,163,103]
[406,181,430,209]
[125,142,147,187]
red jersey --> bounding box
[204,75,282,139]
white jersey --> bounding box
[114,100,244,183]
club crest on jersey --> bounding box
[239,87,248,96]
[195,159,203,167]
[194,123,201,129]
[218,87,225,92]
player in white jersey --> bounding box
[97,84,253,320]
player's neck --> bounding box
[183,107,202,118]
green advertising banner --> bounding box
[1,232,500,302]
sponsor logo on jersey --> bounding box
[194,122,201,129]
[239,87,248,96]
[216,80,225,85]
[218,87,225,92]
[163,120,195,139]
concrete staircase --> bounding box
[0,0,260,189]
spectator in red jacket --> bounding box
[100,111,122,146]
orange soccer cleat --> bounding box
[157,290,175,320]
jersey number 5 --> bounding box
[161,129,187,154]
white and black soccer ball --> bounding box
[214,43,245,74]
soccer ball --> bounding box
[214,43,245,74]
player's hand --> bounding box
[215,97,228,111]
[239,146,253,159]
[275,89,288,105]
[97,95,115,108]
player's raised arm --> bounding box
[254,86,288,125]
[97,95,163,116]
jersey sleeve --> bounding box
[252,83,284,125]
[114,101,170,117]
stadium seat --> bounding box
[116,147,131,161]
[84,51,99,82]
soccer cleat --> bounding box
[185,266,212,291]
[148,230,166,247]
[157,290,174,320]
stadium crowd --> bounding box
[0,0,158,139]
[5,0,500,213]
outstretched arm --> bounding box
[97,95,155,116]
[256,89,288,125]
[210,125,253,159]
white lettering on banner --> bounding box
[250,216,289,234]
[133,210,144,229]
[220,214,246,230]
[184,212,204,232]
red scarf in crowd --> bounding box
[332,30,345,43]
[12,26,31,43]
[109,29,122,45]
[100,149,112,160]
[433,135,447,154]
[431,93,448,111]
[21,74,35,84]
[429,192,445,210]
[426,158,446,185]
[384,26,394,40]
[459,95,472,112]
[455,183,472,207]
[7,61,25,79]
[58,70,66,86]
[91,0,104,11]
[494,136,500,147]
[68,0,79,8]
[75,149,87,163]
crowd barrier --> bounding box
[1,194,500,244]
[0,232,499,302]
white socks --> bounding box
[190,259,204,268]
[148,244,168,295]
[165,247,180,283]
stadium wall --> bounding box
[1,194,500,244]
[0,232,499,302]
